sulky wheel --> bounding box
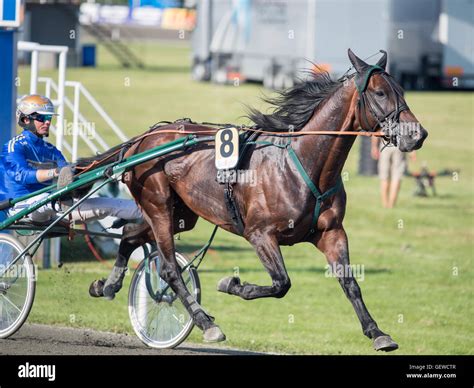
[0,234,36,339]
[128,251,200,349]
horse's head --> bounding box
[348,49,428,152]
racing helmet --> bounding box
[16,94,57,128]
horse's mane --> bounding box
[248,68,344,132]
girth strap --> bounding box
[224,183,245,235]
[221,129,263,235]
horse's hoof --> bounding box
[89,279,105,298]
[103,284,118,300]
[373,335,399,352]
[203,325,226,343]
[103,289,116,301]
[217,276,240,294]
[103,266,127,300]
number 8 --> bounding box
[220,129,234,158]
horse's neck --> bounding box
[295,83,358,190]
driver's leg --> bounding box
[9,193,57,223]
[69,197,142,222]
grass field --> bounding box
[17,42,473,354]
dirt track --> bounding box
[0,324,263,355]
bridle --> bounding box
[355,65,409,147]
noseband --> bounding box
[355,65,408,146]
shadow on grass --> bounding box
[97,64,190,74]
[142,65,191,73]
[60,239,254,264]
[414,194,456,201]
[176,243,253,253]
[61,237,392,279]
[177,346,264,355]
[198,267,392,275]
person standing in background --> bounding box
[371,137,416,208]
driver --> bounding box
[0,94,142,224]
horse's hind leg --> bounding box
[217,232,291,300]
[103,223,153,299]
[90,200,200,298]
[89,223,153,299]
[314,227,398,352]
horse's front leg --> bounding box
[217,231,291,300]
[143,197,225,343]
[313,227,398,352]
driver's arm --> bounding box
[4,143,59,185]
[36,168,59,183]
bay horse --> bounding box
[79,49,427,351]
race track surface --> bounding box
[0,324,263,355]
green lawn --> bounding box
[17,42,474,354]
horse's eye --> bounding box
[375,90,385,97]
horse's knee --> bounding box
[274,279,291,298]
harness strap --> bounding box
[287,144,343,236]
[236,136,343,237]
[224,133,343,238]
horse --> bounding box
[77,49,428,351]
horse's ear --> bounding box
[376,50,388,70]
[348,48,369,73]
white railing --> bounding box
[17,41,129,162]
[17,41,68,152]
[80,85,128,143]
[38,77,127,162]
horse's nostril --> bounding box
[414,127,427,142]
[417,128,428,143]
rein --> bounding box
[74,129,221,175]
[76,66,401,175]
[75,126,385,175]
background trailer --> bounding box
[192,0,473,90]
